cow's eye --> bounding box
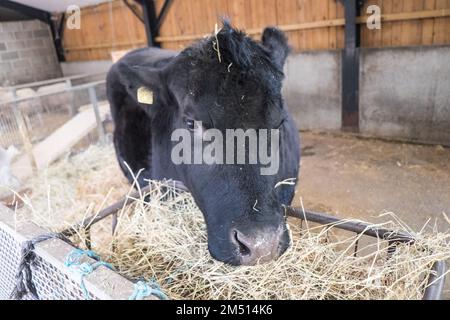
[185,119,196,130]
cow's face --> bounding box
[121,23,295,265]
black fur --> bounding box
[106,22,300,265]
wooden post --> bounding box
[11,103,37,173]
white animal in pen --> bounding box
[0,145,21,197]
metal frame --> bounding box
[135,0,174,47]
[54,182,445,300]
[123,0,144,23]
[2,78,108,169]
[0,0,49,22]
[339,0,365,132]
[0,204,137,300]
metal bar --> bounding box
[285,207,414,243]
[10,80,106,104]
[60,185,152,237]
[55,180,444,299]
[141,0,159,46]
[60,181,188,237]
[123,0,144,22]
[155,0,174,33]
[65,79,78,116]
[0,0,50,22]
[88,87,106,143]
[340,0,363,132]
[112,213,118,235]
[51,13,66,62]
[423,261,447,300]
[6,73,106,91]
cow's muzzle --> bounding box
[230,225,289,266]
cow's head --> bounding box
[118,22,296,265]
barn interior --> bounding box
[0,0,449,300]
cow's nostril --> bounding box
[230,227,285,265]
[233,231,251,256]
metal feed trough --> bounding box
[0,183,446,300]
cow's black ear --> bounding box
[116,61,168,112]
[261,27,290,69]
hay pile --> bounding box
[16,144,129,230]
[15,144,450,300]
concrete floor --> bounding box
[292,131,450,299]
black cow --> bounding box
[106,22,300,266]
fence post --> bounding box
[88,86,106,144]
[11,103,38,173]
[10,88,17,99]
[65,79,78,117]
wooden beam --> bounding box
[0,0,50,22]
[62,8,450,50]
[153,9,450,43]
[64,40,146,51]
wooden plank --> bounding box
[11,102,110,180]
[275,0,300,51]
[313,0,330,50]
[421,0,436,45]
[400,0,424,46]
[62,0,450,59]
[304,0,316,51]
[328,0,338,49]
[63,0,145,61]
[152,8,450,43]
[228,0,251,29]
[382,0,394,47]
[336,1,345,49]
[434,0,450,44]
[391,0,404,46]
[361,0,383,48]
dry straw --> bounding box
[13,144,450,300]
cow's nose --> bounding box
[231,228,283,266]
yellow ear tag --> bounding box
[137,86,154,105]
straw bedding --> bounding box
[10,143,450,300]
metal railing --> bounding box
[1,73,106,102]
[0,78,108,170]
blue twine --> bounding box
[64,249,114,300]
[128,280,168,300]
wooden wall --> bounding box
[63,0,450,61]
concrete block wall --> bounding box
[282,46,450,145]
[283,51,342,131]
[60,60,113,77]
[360,46,450,145]
[0,20,62,86]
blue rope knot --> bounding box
[78,262,94,275]
[129,280,169,300]
[64,249,113,300]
